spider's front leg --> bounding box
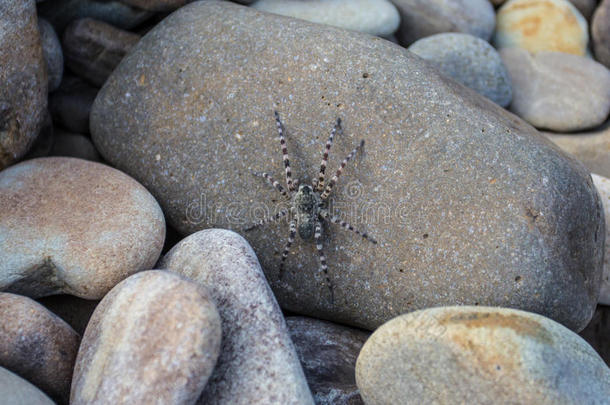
[274,111,295,192]
[244,208,289,232]
[320,140,365,200]
[315,221,334,304]
[278,219,297,281]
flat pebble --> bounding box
[49,75,98,134]
[543,121,610,178]
[392,0,495,45]
[0,0,47,169]
[160,229,314,405]
[71,270,221,404]
[0,157,165,299]
[63,18,141,86]
[0,292,79,403]
[501,48,610,132]
[287,317,369,405]
[592,173,610,305]
[494,0,588,55]
[408,33,512,106]
[356,306,610,404]
[252,0,400,37]
[0,366,54,405]
[50,129,101,161]
[593,0,610,69]
[38,18,63,92]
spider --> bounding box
[245,111,377,303]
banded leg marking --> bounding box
[279,219,297,280]
[316,118,342,191]
[252,171,289,198]
[315,221,334,304]
[274,110,295,191]
[320,140,365,200]
[245,209,288,232]
[320,210,377,244]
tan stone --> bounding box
[71,270,222,404]
[356,306,610,404]
[0,292,79,403]
[494,0,589,55]
[592,0,610,68]
[0,157,165,299]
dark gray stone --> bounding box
[49,75,98,134]
[38,294,99,336]
[38,18,63,92]
[50,129,101,161]
[579,305,610,366]
[287,317,369,405]
[0,367,54,405]
[91,1,604,332]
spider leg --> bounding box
[244,209,289,232]
[320,140,365,200]
[320,209,377,244]
[316,118,342,192]
[315,221,334,304]
[252,171,290,199]
[274,111,295,191]
[279,219,297,280]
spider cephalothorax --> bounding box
[245,111,376,303]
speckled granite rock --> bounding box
[38,295,99,335]
[0,0,47,169]
[71,270,221,404]
[592,174,610,305]
[356,306,610,404]
[501,48,610,132]
[543,122,610,178]
[392,0,495,45]
[593,0,610,69]
[0,157,165,299]
[0,367,54,405]
[49,75,98,134]
[252,0,400,37]
[92,1,604,332]
[287,317,369,405]
[579,305,610,366]
[63,18,141,86]
[494,0,588,55]
[38,18,63,92]
[408,33,512,106]
[0,293,79,403]
[50,129,101,161]
[38,0,153,33]
[160,229,314,405]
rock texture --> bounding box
[592,173,610,305]
[408,33,512,106]
[38,18,63,92]
[392,0,495,45]
[0,0,48,169]
[0,292,79,403]
[356,306,610,404]
[71,270,221,404]
[118,0,193,11]
[570,0,597,20]
[0,366,55,405]
[0,157,165,299]
[501,48,610,132]
[92,1,604,332]
[494,0,589,55]
[287,317,369,405]
[252,0,400,37]
[49,75,98,134]
[579,305,610,366]
[160,229,314,405]
[593,0,610,68]
[543,122,610,178]
[50,129,101,161]
[38,294,99,335]
[63,18,141,86]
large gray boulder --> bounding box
[91,1,604,331]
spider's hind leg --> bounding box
[244,208,289,232]
[278,219,297,280]
[320,209,377,244]
[251,171,291,199]
[315,221,334,304]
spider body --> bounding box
[245,111,376,303]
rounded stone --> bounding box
[501,48,610,132]
[252,0,400,37]
[569,0,597,20]
[50,129,101,161]
[118,0,193,11]
[0,157,165,299]
[160,229,314,405]
[49,75,98,134]
[579,306,610,366]
[0,0,48,169]
[287,317,369,405]
[0,292,79,403]
[592,173,610,305]
[38,18,63,92]
[92,1,604,332]
[494,0,589,55]
[355,306,610,404]
[71,270,222,404]
[392,0,495,45]
[592,0,610,68]
[408,33,512,106]
[38,294,99,336]
[0,367,54,405]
